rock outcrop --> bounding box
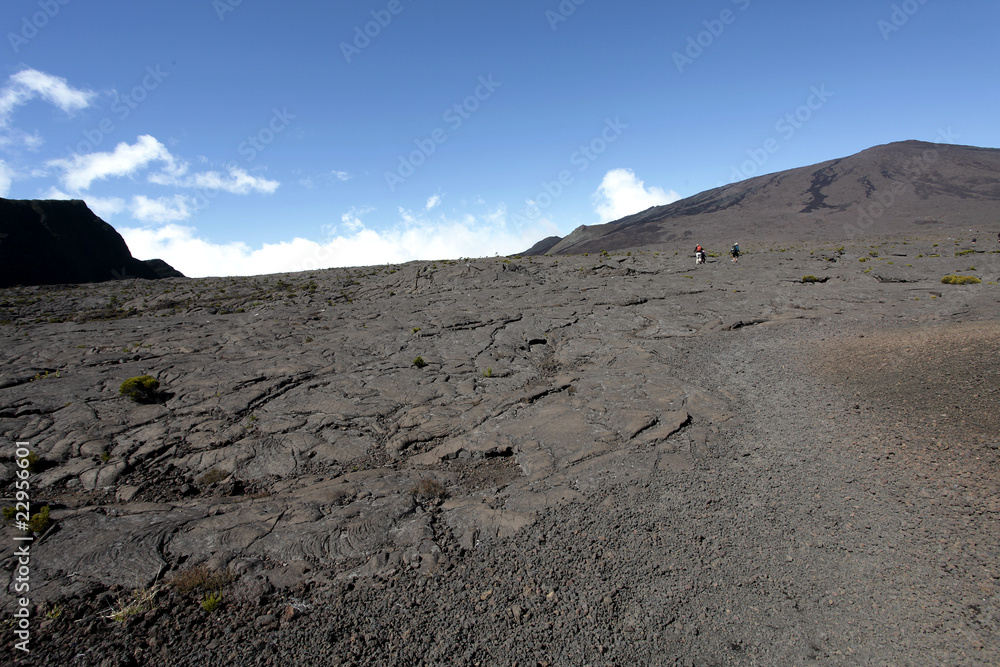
[0,198,183,287]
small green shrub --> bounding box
[412,357,427,369]
[201,591,222,613]
[955,249,976,256]
[941,275,981,285]
[28,506,52,534]
[18,451,40,473]
[802,275,821,283]
[119,375,160,403]
[483,367,493,378]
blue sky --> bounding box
[1,0,998,277]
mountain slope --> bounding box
[532,140,1000,255]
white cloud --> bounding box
[0,68,95,127]
[46,134,279,196]
[88,196,128,218]
[150,164,279,195]
[0,161,14,196]
[43,187,127,219]
[592,168,680,222]
[426,194,441,210]
[131,195,195,223]
[120,205,557,278]
[333,170,352,181]
[339,206,373,233]
[48,135,176,191]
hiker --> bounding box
[731,242,740,263]
[695,244,705,264]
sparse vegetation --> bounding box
[483,367,493,378]
[119,375,160,403]
[18,450,40,473]
[196,468,228,485]
[104,585,161,622]
[941,275,981,285]
[167,563,234,593]
[411,478,447,501]
[201,591,222,613]
[412,356,428,369]
[28,505,52,534]
[801,275,823,283]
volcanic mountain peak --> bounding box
[533,140,1000,255]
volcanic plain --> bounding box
[2,235,999,666]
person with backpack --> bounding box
[730,242,740,263]
[695,244,705,264]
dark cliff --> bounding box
[0,198,183,287]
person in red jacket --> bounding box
[695,244,705,264]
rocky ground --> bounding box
[1,235,999,665]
